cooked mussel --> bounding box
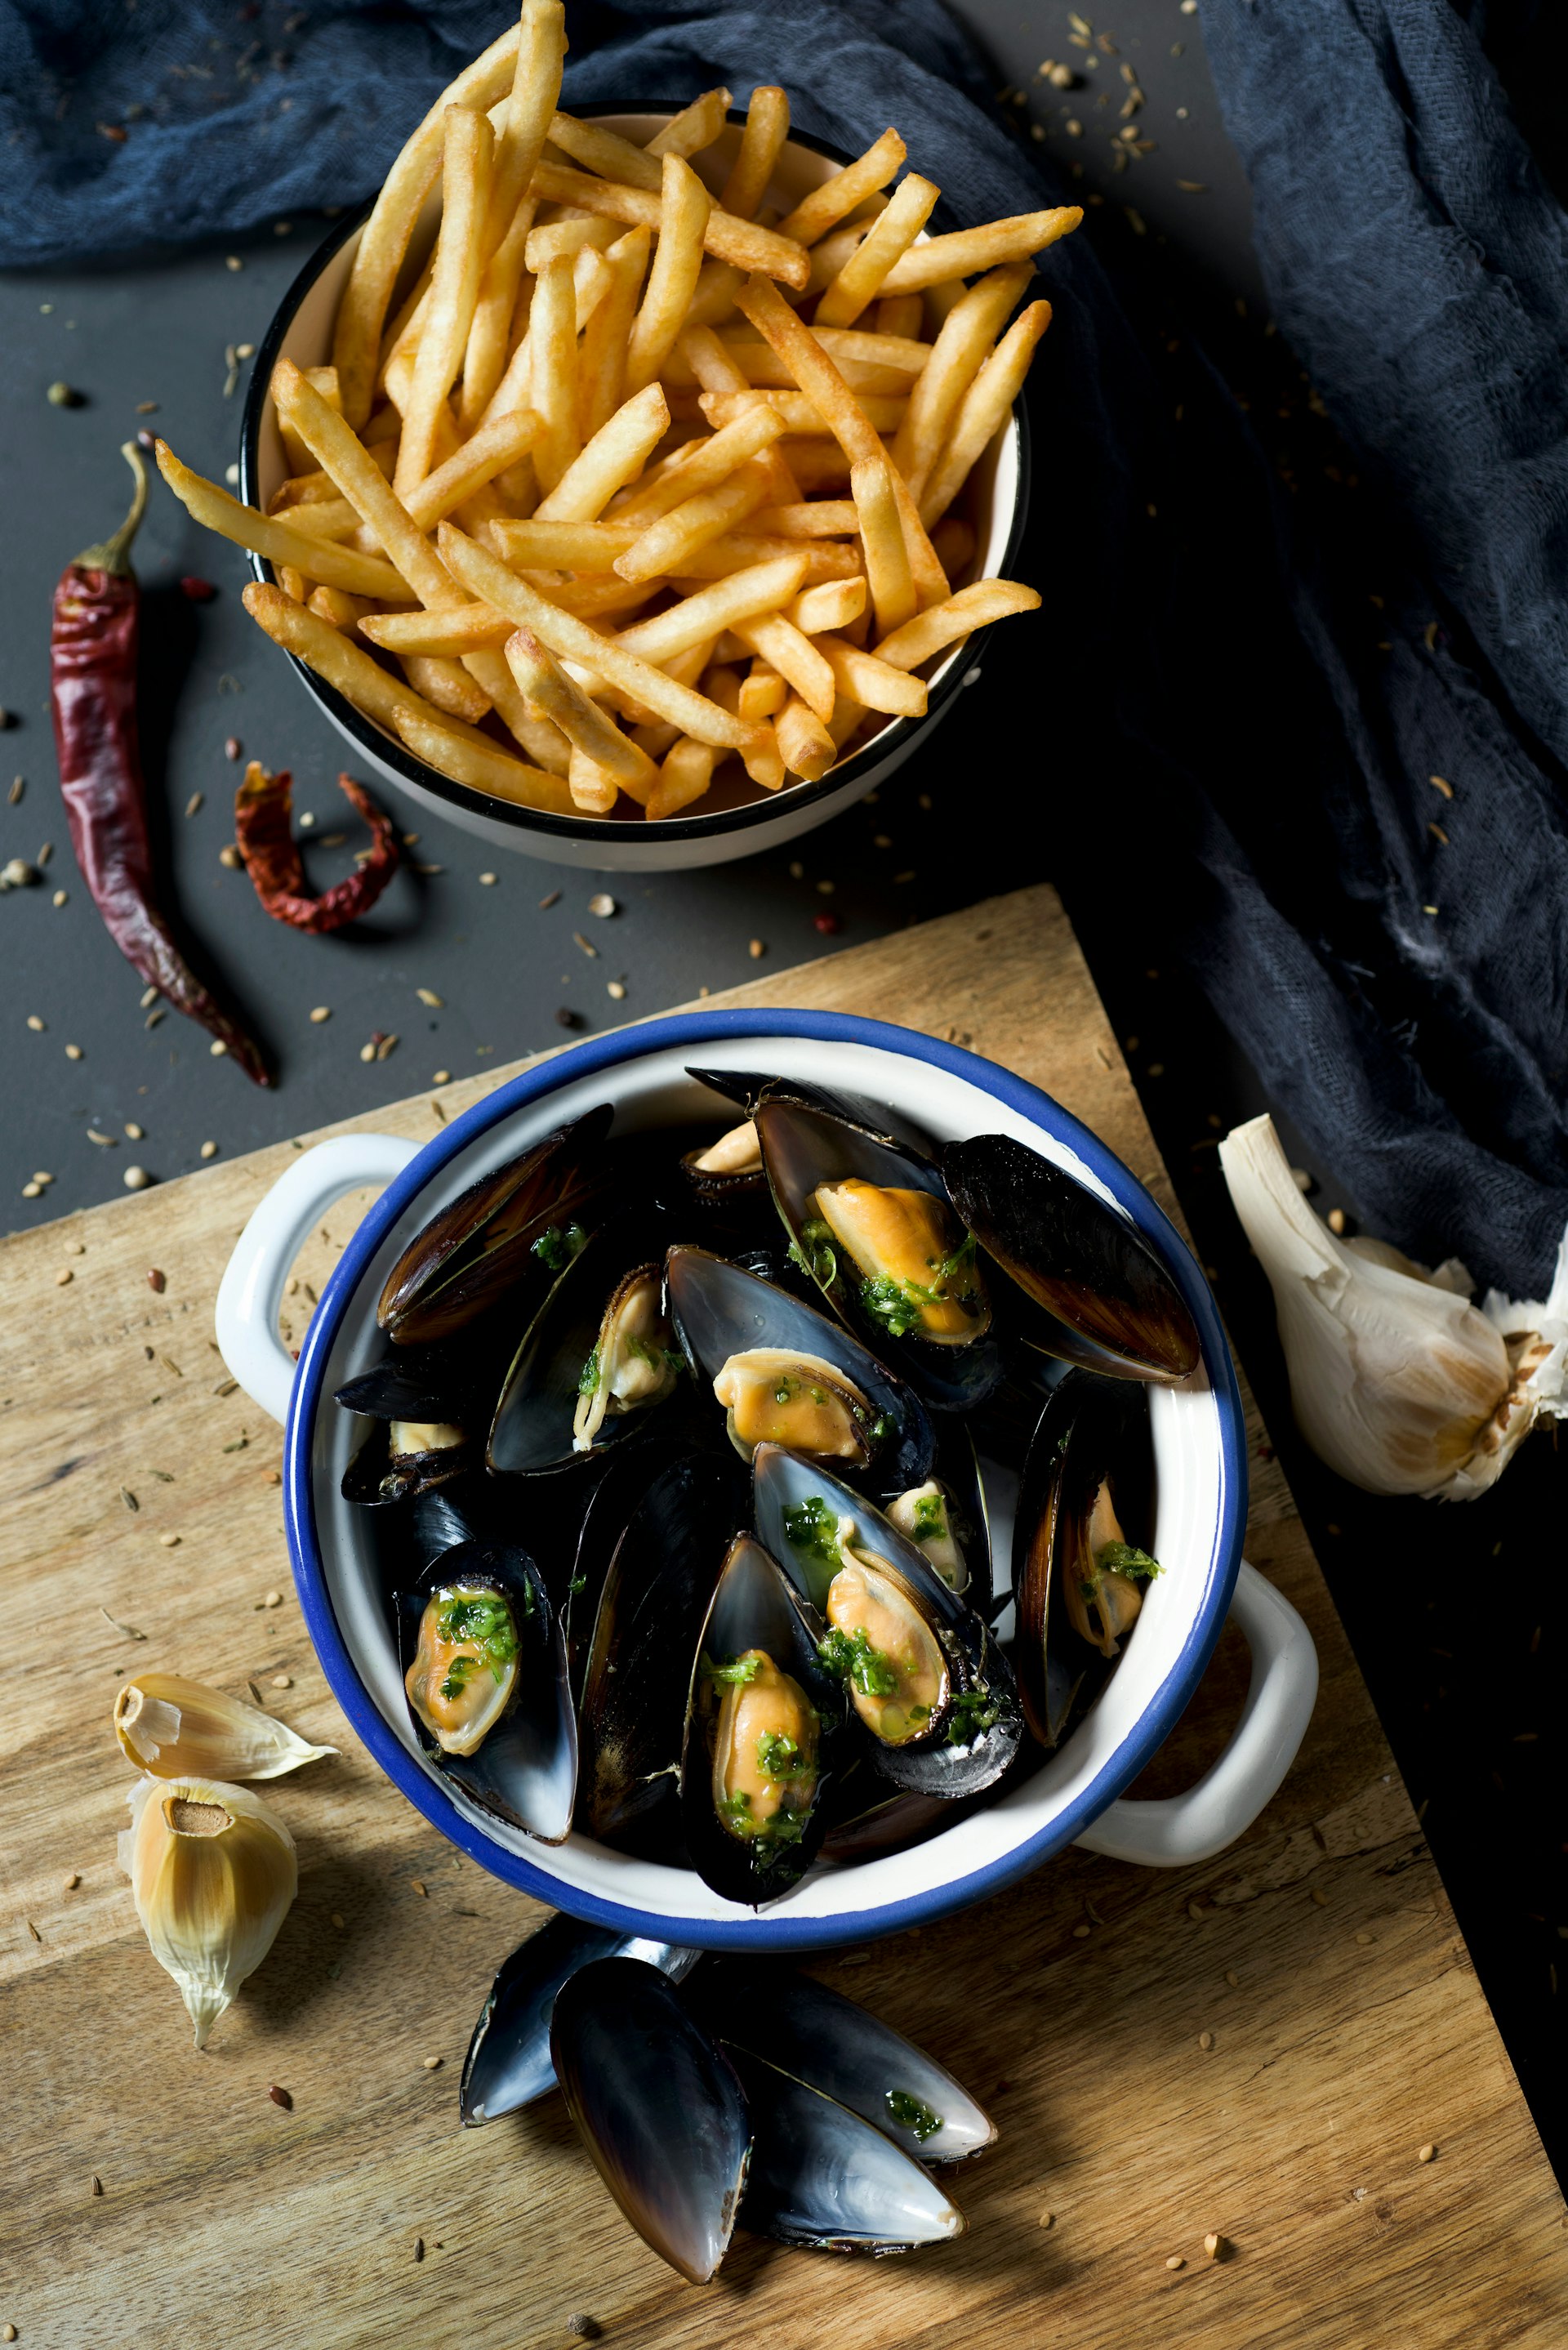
[682,1535,843,1906]
[681,1116,766,1209]
[666,1244,934,1490]
[461,1915,700,2124]
[377,1104,615,1344]
[942,1132,1200,1384]
[887,1478,969,1597]
[753,1447,1022,1799]
[550,1957,752,2285]
[487,1223,684,1477]
[336,1353,478,1505]
[398,1542,576,1843]
[724,2047,964,2254]
[1013,1370,1162,1749]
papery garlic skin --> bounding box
[1218,1114,1567,1499]
[114,1673,335,1780]
[118,1775,297,2047]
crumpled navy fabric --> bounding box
[5,0,1567,1295]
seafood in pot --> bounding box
[336,1353,480,1506]
[487,1222,684,1476]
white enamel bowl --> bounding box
[239,109,1028,871]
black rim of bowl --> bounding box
[240,106,1034,848]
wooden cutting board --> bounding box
[4,882,1563,2350]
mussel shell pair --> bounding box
[336,1348,489,1507]
[461,1916,700,2125]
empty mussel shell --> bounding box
[398,1542,577,1844]
[488,1221,686,1476]
[686,1064,926,1147]
[724,2046,964,2254]
[688,1962,995,2164]
[377,1104,615,1345]
[942,1132,1200,1385]
[461,1915,700,2125]
[550,1957,752,2285]
[681,1535,844,1908]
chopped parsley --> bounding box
[869,1414,894,1443]
[577,1347,602,1398]
[716,1790,810,1848]
[783,1495,842,1568]
[817,1625,899,1698]
[1096,1540,1163,1581]
[774,1377,795,1405]
[945,1687,1001,1747]
[938,1230,978,1281]
[439,1653,477,1704]
[862,1276,929,1340]
[755,1729,803,1778]
[532,1220,587,1272]
[885,2089,942,2142]
[702,1652,764,1686]
[796,1216,837,1286]
[435,1590,519,1686]
[911,1493,948,1542]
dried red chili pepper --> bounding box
[234,762,399,932]
[50,443,270,1085]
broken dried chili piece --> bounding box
[50,443,270,1085]
[234,762,399,932]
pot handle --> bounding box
[214,1133,420,1426]
[1071,1561,1318,1867]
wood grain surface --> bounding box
[3,882,1563,2350]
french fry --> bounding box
[721,86,790,222]
[532,381,670,524]
[270,440,397,512]
[402,650,492,725]
[699,388,907,437]
[476,239,613,433]
[739,662,787,721]
[458,0,565,432]
[775,127,906,247]
[878,206,1081,295]
[278,365,342,475]
[547,111,665,193]
[630,636,718,760]
[875,292,925,340]
[804,222,871,301]
[891,263,1033,498]
[678,323,751,397]
[612,403,786,533]
[774,694,835,780]
[391,702,577,814]
[816,173,939,330]
[577,226,653,439]
[504,627,660,808]
[919,301,1053,527]
[733,276,880,465]
[783,439,857,493]
[490,519,637,571]
[378,258,434,386]
[715,342,914,397]
[527,217,620,273]
[404,408,541,531]
[884,458,950,610]
[869,577,1041,671]
[332,17,523,423]
[274,496,361,546]
[361,603,513,654]
[852,455,915,638]
[276,565,308,604]
[788,576,866,634]
[751,499,858,537]
[459,197,539,430]
[243,581,491,734]
[613,552,810,664]
[648,86,733,159]
[306,586,376,635]
[648,735,723,819]
[732,610,835,720]
[156,442,413,603]
[826,691,869,751]
[537,575,664,622]
[739,325,933,376]
[816,632,928,716]
[614,460,784,584]
[394,106,495,499]
[528,251,581,492]
[626,156,712,396]
[528,159,810,291]
[672,532,862,582]
[684,256,748,328]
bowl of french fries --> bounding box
[158,4,1076,869]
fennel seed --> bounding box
[1198,2031,1214,2050]
[268,2084,293,2110]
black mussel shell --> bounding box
[461,1915,701,2125]
[377,1104,616,1345]
[817,1773,982,1866]
[941,1133,1200,1385]
[681,1535,844,1908]
[752,1446,1022,1801]
[397,1542,577,1844]
[551,1958,752,2285]
[688,1963,995,2165]
[724,2047,964,2254]
[578,1452,741,1854]
[666,1244,934,1492]
[334,1346,486,1426]
[753,1099,1002,1412]
[562,1434,699,1701]
[341,1417,474,1508]
[686,1064,929,1147]
[1013,1370,1157,1749]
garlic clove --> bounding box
[118,1775,297,2047]
[114,1673,335,1780]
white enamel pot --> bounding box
[238,109,1028,872]
[216,1013,1317,1951]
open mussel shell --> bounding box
[885,1422,992,1604]
[752,1447,1022,1800]
[461,1915,701,2125]
[336,1348,481,1505]
[942,1132,1200,1385]
[561,1434,697,1701]
[377,1103,616,1345]
[689,1962,995,2165]
[550,1957,752,2285]
[680,1535,844,1908]
[578,1452,740,1854]
[397,1542,577,1844]
[686,1064,929,1148]
[724,2047,964,2254]
[752,1099,1003,1412]
[666,1244,934,1492]
[1013,1370,1157,1749]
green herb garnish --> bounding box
[869,1414,893,1443]
[702,1652,764,1686]
[911,1493,947,1543]
[716,1790,810,1849]
[532,1220,587,1272]
[944,1687,1000,1746]
[817,1625,899,1697]
[783,1495,842,1567]
[576,1346,602,1398]
[885,2089,943,2142]
[755,1729,803,1777]
[1096,1540,1163,1581]
[861,1275,928,1340]
[435,1591,519,1683]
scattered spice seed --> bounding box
[359,1042,376,1063]
[268,2085,292,2111]
[748,938,765,958]
[26,1919,42,1943]
[91,2174,103,2196]
[814,912,840,934]
[309,1006,332,1023]
[539,889,561,908]
[219,844,243,870]
[479,870,497,885]
[5,2321,17,2339]
[422,2054,443,2071]
[573,930,598,957]
[21,1182,41,1200]
[1225,1969,1240,1988]
[332,1913,345,1929]
[1165,2254,1184,2272]
[160,1532,180,1548]
[1198,2031,1214,2050]
[567,2319,600,2342]
[376,1033,399,1061]
[125,1119,145,1139]
[123,1166,150,1189]
[47,381,82,407]
[121,1487,138,1511]
[201,1141,217,1159]
[65,1041,83,1060]
[416,988,443,1008]
[1418,2143,1436,2164]
[87,1128,114,1145]
[210,1039,227,1058]
[225,735,243,761]
[1204,2232,1224,2260]
[213,1376,238,1396]
[65,1871,80,1890]
[1429,774,1454,799]
[588,892,617,917]
[1311,1886,1328,1906]
[271,1674,292,1689]
[1038,2210,1054,2229]
[432,1068,451,1085]
[100,1605,145,1639]
[555,1007,579,1028]
[413,2239,425,2264]
[607,980,626,1001]
[26,1014,43,1031]
[56,1268,74,1286]
[180,577,216,603]
[263,1589,283,1608]
[411,1880,428,1897]
[1071,1922,1090,1939]
[1355,1931,1373,1946]
[147,1268,166,1292]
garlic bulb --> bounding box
[114,1673,335,1780]
[1218,1114,1568,1499]
[118,1775,297,2047]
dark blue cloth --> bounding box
[5,0,1567,1295]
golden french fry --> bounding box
[536,574,665,622]
[720,85,790,221]
[625,155,712,396]
[871,577,1041,671]
[677,323,750,396]
[361,603,513,654]
[332,20,523,424]
[613,458,778,583]
[278,364,341,475]
[486,2,565,239]
[879,206,1081,295]
[243,582,492,735]
[577,226,653,439]
[615,404,786,533]
[775,127,906,247]
[528,250,581,492]
[270,439,397,512]
[672,531,862,582]
[648,735,723,819]
[394,106,495,498]
[401,650,492,725]
[378,258,434,386]
[491,519,637,571]
[826,690,869,750]
[733,610,835,721]
[739,662,787,722]
[648,86,733,159]
[788,576,866,634]
[306,586,376,635]
[779,439,857,494]
[504,625,660,805]
[751,499,858,538]
[684,256,748,328]
[527,217,620,273]
[475,238,612,435]
[391,701,577,814]
[852,455,916,637]
[733,277,882,466]
[774,694,835,780]
[528,159,810,291]
[405,408,541,531]
[804,221,871,301]
[919,300,1053,527]
[272,496,361,546]
[547,111,664,192]
[816,632,928,716]
[460,197,539,430]
[891,262,1033,497]
[276,564,308,604]
[629,636,718,760]
[155,441,412,603]
[816,172,940,329]
[756,325,932,376]
[715,341,915,397]
[875,292,925,340]
[613,552,811,663]
[699,388,907,437]
[566,746,630,814]
[532,380,670,524]
[884,457,949,611]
